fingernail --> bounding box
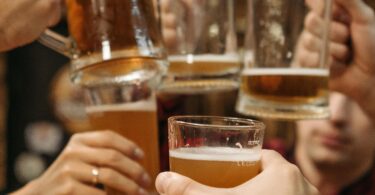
[138,188,149,195]
[141,173,152,187]
[133,148,145,159]
[156,172,172,194]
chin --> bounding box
[309,146,350,166]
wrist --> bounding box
[9,179,40,195]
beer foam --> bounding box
[169,54,239,63]
[85,99,156,113]
[169,147,261,162]
[242,68,329,76]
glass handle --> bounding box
[38,29,73,58]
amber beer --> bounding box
[86,100,160,192]
[169,147,261,187]
[65,0,160,55]
[241,68,329,103]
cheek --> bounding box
[296,121,318,142]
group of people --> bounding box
[1,0,375,194]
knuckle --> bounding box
[131,164,145,180]
[305,12,318,29]
[60,163,74,178]
[107,150,123,163]
[101,130,116,141]
[281,163,300,178]
[70,133,83,143]
[61,145,76,160]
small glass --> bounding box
[168,116,265,188]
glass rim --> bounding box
[168,115,265,131]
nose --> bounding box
[329,92,349,128]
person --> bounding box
[0,0,62,52]
[155,0,375,194]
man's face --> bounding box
[297,92,375,166]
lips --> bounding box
[319,133,350,150]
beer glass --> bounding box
[39,0,167,86]
[158,0,240,118]
[40,0,165,194]
[236,0,332,120]
[168,116,264,187]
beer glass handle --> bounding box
[38,29,73,58]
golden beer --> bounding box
[167,55,241,76]
[169,147,261,188]
[86,101,160,192]
[237,68,329,119]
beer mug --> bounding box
[40,0,166,194]
[168,116,264,187]
[39,0,167,86]
[236,0,332,120]
[158,0,240,118]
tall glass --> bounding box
[236,0,332,120]
[158,0,241,170]
[85,81,160,194]
[168,116,265,187]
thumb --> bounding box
[334,0,374,23]
[155,172,228,195]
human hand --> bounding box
[11,131,151,195]
[155,150,319,195]
[328,0,375,118]
[294,0,375,119]
[0,0,62,51]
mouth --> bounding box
[319,133,350,150]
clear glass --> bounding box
[39,0,167,87]
[84,75,160,194]
[236,0,332,120]
[168,116,264,188]
[158,0,240,117]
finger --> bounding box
[330,20,350,43]
[304,12,324,38]
[260,150,289,170]
[330,42,350,62]
[160,0,173,13]
[306,0,325,16]
[300,31,321,52]
[162,12,177,28]
[156,172,228,195]
[99,167,149,195]
[332,3,351,24]
[46,0,62,26]
[163,29,178,49]
[70,130,144,160]
[62,161,148,195]
[62,145,151,188]
[335,0,375,23]
[66,180,106,195]
[295,46,320,68]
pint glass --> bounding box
[158,0,240,118]
[85,81,160,194]
[236,0,332,120]
[168,116,264,187]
